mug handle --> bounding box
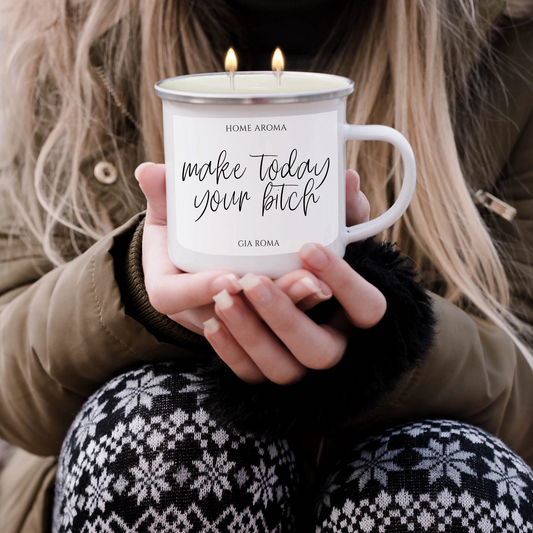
[343,124,416,244]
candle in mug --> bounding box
[155,69,416,277]
[159,72,350,96]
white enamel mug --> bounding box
[155,72,416,278]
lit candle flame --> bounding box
[272,47,284,86]
[225,48,237,90]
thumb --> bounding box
[345,169,370,227]
[136,163,167,226]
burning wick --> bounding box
[225,48,237,90]
[272,47,284,86]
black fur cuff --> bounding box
[198,239,436,437]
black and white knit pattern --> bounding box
[53,364,533,532]
[52,363,299,533]
[315,420,533,532]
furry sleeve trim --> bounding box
[198,239,436,437]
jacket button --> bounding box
[94,161,118,184]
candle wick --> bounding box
[229,71,235,91]
[276,69,281,86]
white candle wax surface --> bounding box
[158,72,350,96]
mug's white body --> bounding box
[159,74,416,278]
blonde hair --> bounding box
[1,0,532,353]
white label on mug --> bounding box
[173,111,339,256]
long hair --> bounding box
[1,0,532,354]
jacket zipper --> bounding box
[95,65,141,131]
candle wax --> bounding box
[159,73,349,95]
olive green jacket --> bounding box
[1,8,533,533]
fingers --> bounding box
[135,162,243,315]
[203,273,351,384]
[142,220,180,278]
[345,169,370,227]
[136,162,181,280]
[136,162,167,226]
[274,269,332,311]
[237,275,347,370]
[168,303,220,336]
[299,243,387,329]
[137,161,374,384]
[212,290,309,385]
[202,272,352,385]
[203,317,267,384]
[146,270,245,316]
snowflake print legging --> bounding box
[53,364,533,532]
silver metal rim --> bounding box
[155,71,354,105]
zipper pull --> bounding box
[473,190,517,222]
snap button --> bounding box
[94,161,118,185]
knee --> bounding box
[316,420,533,531]
[54,364,300,532]
[56,363,277,478]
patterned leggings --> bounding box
[53,364,533,532]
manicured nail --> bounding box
[299,243,330,271]
[299,277,332,300]
[211,274,241,294]
[299,276,320,294]
[203,318,228,347]
[213,289,234,310]
[134,162,156,181]
[288,276,331,301]
[238,273,261,291]
[239,273,274,306]
[213,289,244,324]
[203,317,220,335]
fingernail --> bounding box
[299,277,332,300]
[299,276,320,294]
[288,276,332,301]
[239,273,274,306]
[203,318,228,347]
[211,274,241,294]
[203,317,220,335]
[299,243,330,271]
[213,290,244,324]
[213,289,234,310]
[134,162,156,181]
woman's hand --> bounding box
[137,163,384,384]
[202,169,385,385]
[205,242,386,385]
[136,163,333,336]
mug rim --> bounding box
[155,71,354,105]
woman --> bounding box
[1,0,533,531]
